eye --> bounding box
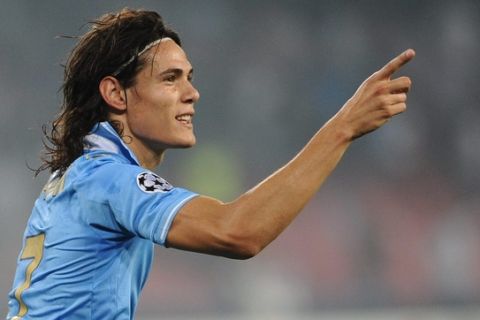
[164,74,176,82]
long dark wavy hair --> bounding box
[37,8,181,175]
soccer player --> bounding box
[7,8,414,320]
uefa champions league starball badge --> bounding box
[136,172,173,193]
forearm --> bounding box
[168,118,353,259]
[168,49,415,259]
[224,118,352,252]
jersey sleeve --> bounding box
[77,157,198,246]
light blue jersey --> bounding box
[7,122,198,319]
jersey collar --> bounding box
[84,122,140,166]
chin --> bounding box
[147,134,196,151]
[172,137,196,149]
[176,142,196,149]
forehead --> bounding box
[142,38,192,72]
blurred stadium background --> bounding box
[1,1,480,319]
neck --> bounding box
[126,136,166,170]
[108,118,166,170]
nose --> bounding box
[183,81,200,104]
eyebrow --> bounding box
[159,68,194,77]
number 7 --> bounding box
[12,233,45,319]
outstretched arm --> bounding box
[167,49,415,259]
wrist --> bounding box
[322,115,355,145]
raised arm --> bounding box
[167,49,415,259]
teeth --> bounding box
[176,114,192,123]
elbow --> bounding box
[231,243,261,260]
[220,230,263,260]
[225,243,261,260]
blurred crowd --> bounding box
[1,0,479,317]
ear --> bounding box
[99,76,127,111]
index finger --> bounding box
[376,49,416,79]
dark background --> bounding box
[1,1,479,318]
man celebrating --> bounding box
[7,8,414,320]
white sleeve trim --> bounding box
[158,193,199,245]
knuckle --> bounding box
[377,95,389,105]
[390,103,407,116]
[382,107,394,118]
[396,93,407,102]
[363,76,375,86]
[368,71,381,82]
[403,77,412,87]
[373,82,388,95]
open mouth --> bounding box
[175,114,193,126]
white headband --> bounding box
[112,38,163,76]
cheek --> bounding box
[127,96,177,140]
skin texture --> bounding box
[100,38,200,168]
[101,43,415,260]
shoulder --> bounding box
[64,152,197,245]
[69,152,179,200]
